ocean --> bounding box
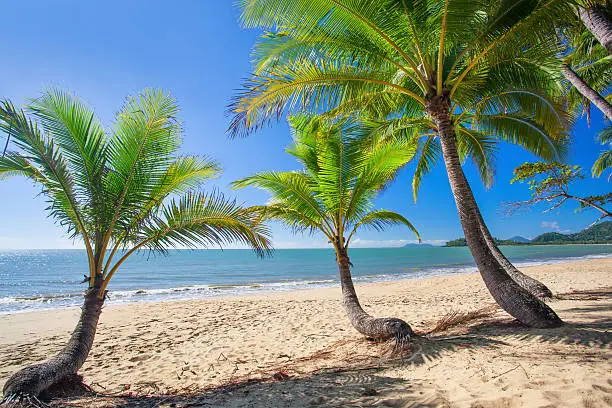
[1,245,611,314]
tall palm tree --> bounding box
[0,89,271,402]
[228,0,569,327]
[233,116,420,343]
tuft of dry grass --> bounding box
[425,305,499,335]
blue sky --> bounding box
[0,1,608,249]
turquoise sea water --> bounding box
[1,245,611,313]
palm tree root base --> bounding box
[356,317,413,347]
[2,367,85,403]
[2,373,92,408]
[0,394,50,408]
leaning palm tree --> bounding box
[233,116,420,343]
[0,89,271,402]
[554,8,612,121]
[574,0,612,53]
[228,0,569,327]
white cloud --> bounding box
[540,221,560,230]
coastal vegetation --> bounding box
[445,221,612,246]
[0,89,271,402]
[229,0,569,325]
[233,116,420,344]
[510,162,612,226]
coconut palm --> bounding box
[556,9,612,121]
[0,89,271,402]
[233,116,420,343]
[574,0,612,53]
[228,0,570,327]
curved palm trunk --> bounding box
[2,287,104,400]
[562,65,612,121]
[476,215,553,298]
[427,96,562,328]
[577,5,612,54]
[337,247,413,343]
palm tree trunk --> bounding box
[336,247,413,343]
[2,287,104,400]
[577,5,612,54]
[562,65,612,121]
[427,96,562,328]
[476,215,553,298]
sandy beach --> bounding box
[1,258,610,407]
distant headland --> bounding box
[445,221,612,247]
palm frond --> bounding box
[0,100,88,238]
[592,125,612,178]
[28,89,108,200]
[347,209,420,245]
[104,89,182,237]
[100,192,273,291]
[232,170,333,236]
[455,126,497,188]
[136,192,272,256]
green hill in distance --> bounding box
[445,221,612,247]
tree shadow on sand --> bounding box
[51,371,446,408]
[45,334,504,407]
[41,288,610,408]
[457,287,611,349]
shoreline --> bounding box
[2,252,611,316]
[1,257,610,407]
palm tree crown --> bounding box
[229,0,572,197]
[0,89,272,296]
[233,116,420,249]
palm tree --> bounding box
[233,116,420,343]
[0,89,272,402]
[228,0,569,327]
[555,9,612,121]
[574,1,612,53]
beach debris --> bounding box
[272,370,290,381]
[425,305,499,334]
[362,387,378,396]
[379,398,405,407]
[308,396,328,405]
[491,364,521,380]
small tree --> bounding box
[0,89,271,402]
[233,116,419,344]
[510,161,612,226]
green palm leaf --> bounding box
[0,89,272,295]
[234,116,419,248]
